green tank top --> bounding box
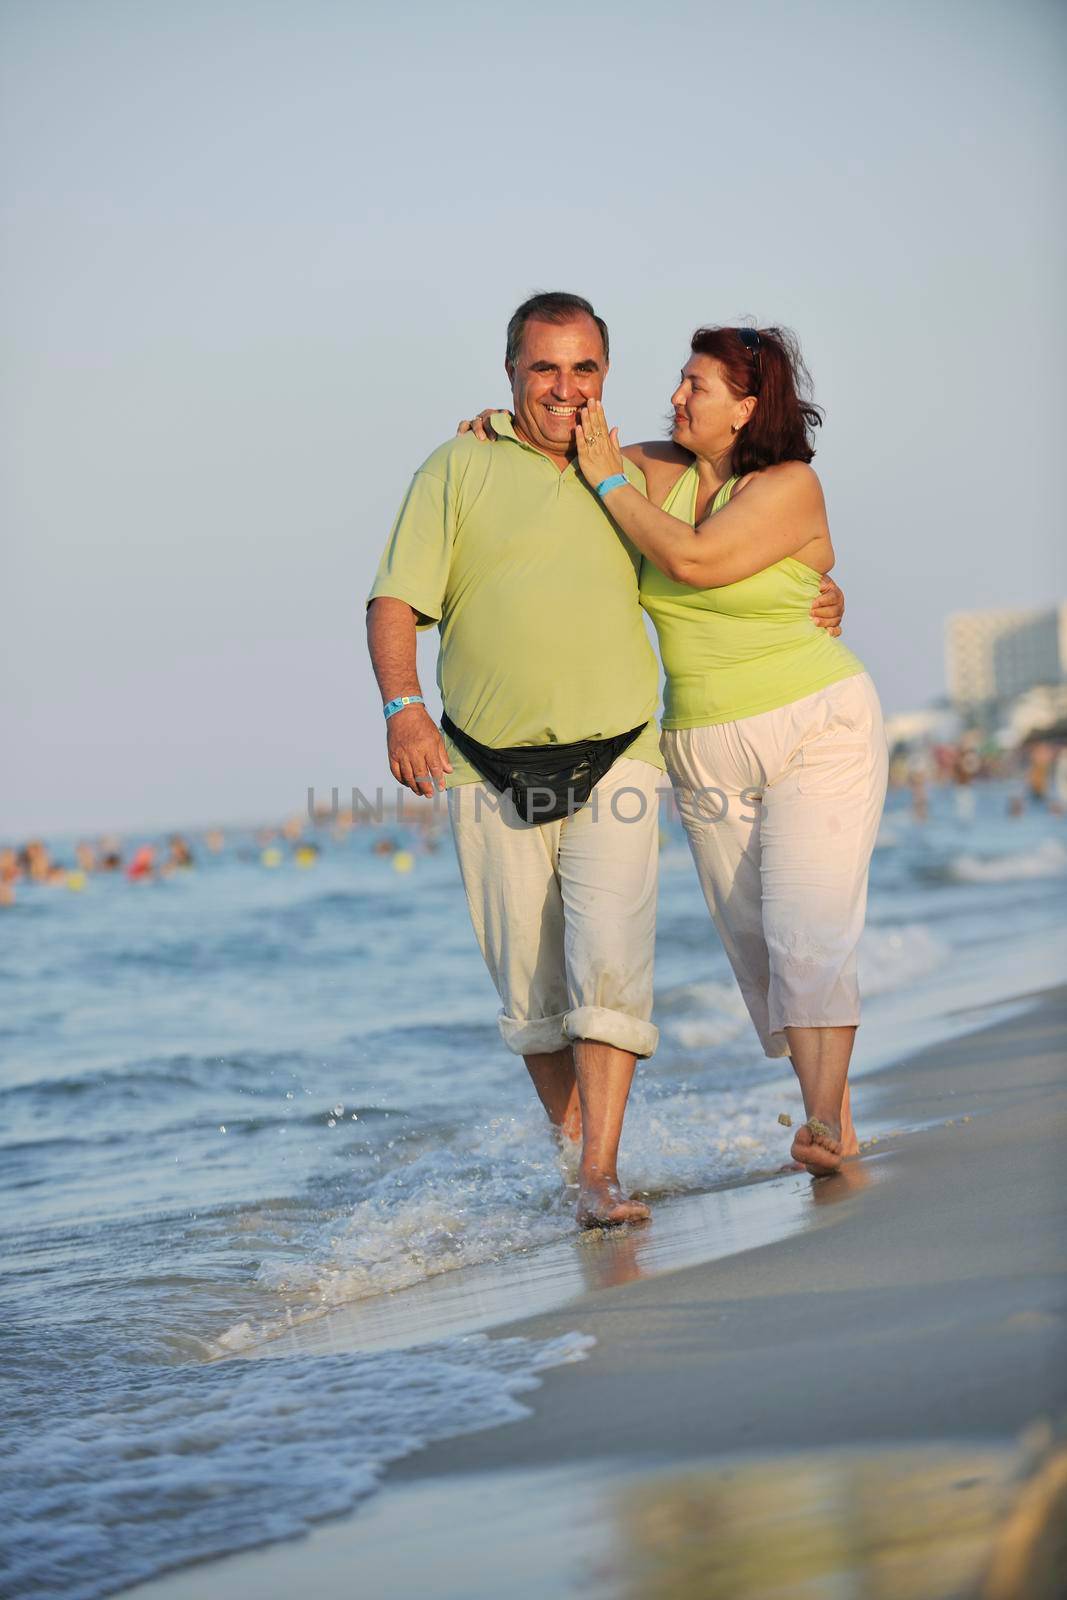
[639,467,865,729]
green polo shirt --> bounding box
[369,413,664,787]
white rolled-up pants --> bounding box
[447,757,662,1060]
[663,673,888,1058]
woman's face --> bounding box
[670,354,752,456]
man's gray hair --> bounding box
[505,291,610,367]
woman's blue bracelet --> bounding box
[595,473,629,499]
[383,694,425,720]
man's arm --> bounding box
[366,597,452,796]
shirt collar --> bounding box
[489,410,518,440]
[491,410,579,475]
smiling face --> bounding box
[507,314,607,464]
[670,353,756,460]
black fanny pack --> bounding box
[441,712,647,824]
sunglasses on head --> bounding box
[736,327,762,391]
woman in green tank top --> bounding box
[575,326,887,1178]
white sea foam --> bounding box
[669,1014,749,1049]
[2,1329,593,1600]
[209,1115,578,1353]
[622,1083,788,1195]
[208,1062,800,1358]
[944,836,1067,884]
[657,980,751,1052]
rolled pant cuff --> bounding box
[564,1006,658,1060]
[760,1032,792,1060]
[497,1011,570,1057]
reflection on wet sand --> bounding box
[574,1224,646,1291]
[807,1159,875,1207]
[601,1443,1048,1600]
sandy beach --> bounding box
[118,985,1067,1600]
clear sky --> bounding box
[3,0,1065,837]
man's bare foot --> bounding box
[576,1176,650,1229]
[790,1117,844,1177]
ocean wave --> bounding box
[655,926,953,1033]
[0,1052,318,1111]
[0,1023,492,1103]
[72,931,335,975]
[655,978,747,1017]
[622,1078,790,1195]
[0,1055,258,1101]
[271,887,424,933]
[655,979,751,1052]
[353,1019,502,1056]
[858,924,950,996]
[207,1074,797,1357]
[1,1328,592,1600]
[940,837,1067,884]
[213,1117,577,1349]
[655,911,723,953]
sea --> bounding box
[3,781,1066,1599]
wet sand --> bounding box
[120,988,1067,1599]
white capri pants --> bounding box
[663,673,888,1058]
[448,757,662,1060]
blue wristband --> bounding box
[595,473,629,499]
[383,695,425,720]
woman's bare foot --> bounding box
[576,1175,650,1229]
[790,1117,844,1177]
[839,1083,860,1157]
[839,1117,860,1159]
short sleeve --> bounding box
[367,469,455,629]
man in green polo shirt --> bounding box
[367,292,662,1227]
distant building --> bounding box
[999,683,1067,746]
[945,604,1067,720]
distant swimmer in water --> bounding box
[18,840,52,883]
[164,835,195,872]
[0,846,18,907]
[126,845,155,881]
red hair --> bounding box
[689,325,823,475]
